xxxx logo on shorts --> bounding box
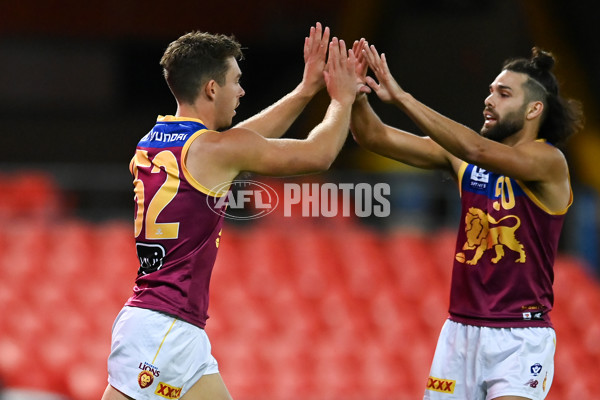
[426,376,456,393]
[155,382,183,399]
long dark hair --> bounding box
[502,47,584,147]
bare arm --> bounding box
[351,94,457,172]
[349,39,457,173]
[214,99,351,177]
[186,37,357,190]
[389,90,567,183]
[233,22,329,138]
[362,43,571,211]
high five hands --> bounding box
[305,25,403,103]
[353,39,406,103]
[323,36,358,105]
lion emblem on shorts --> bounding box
[456,207,526,265]
[138,370,154,389]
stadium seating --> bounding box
[0,173,599,399]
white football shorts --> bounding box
[424,319,556,400]
[107,306,220,399]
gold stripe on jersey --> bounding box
[181,130,230,197]
[513,138,573,215]
[153,317,177,364]
[155,115,229,197]
[457,161,468,198]
[514,178,573,216]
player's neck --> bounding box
[503,121,541,147]
[175,101,215,130]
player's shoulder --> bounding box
[195,127,259,142]
[221,126,263,138]
[187,127,265,163]
[517,138,566,161]
[196,127,268,153]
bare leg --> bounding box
[101,384,134,400]
[180,373,233,400]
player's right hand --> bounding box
[362,42,404,104]
[301,22,330,95]
[352,38,372,97]
[323,37,358,106]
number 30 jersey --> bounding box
[449,161,571,328]
[125,115,227,329]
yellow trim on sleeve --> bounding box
[457,162,468,198]
[180,130,230,197]
[515,179,573,215]
[146,115,230,197]
[515,138,573,215]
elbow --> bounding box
[350,126,368,148]
[350,125,380,152]
[310,144,341,172]
[287,151,335,174]
[460,143,488,165]
[311,153,336,172]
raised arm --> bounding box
[233,22,330,138]
[361,42,572,212]
[186,37,357,190]
[350,39,457,173]
[351,96,456,172]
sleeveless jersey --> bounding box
[125,116,227,329]
[448,160,571,328]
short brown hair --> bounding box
[160,31,243,104]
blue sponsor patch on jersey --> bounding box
[138,121,206,148]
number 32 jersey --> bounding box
[125,115,227,329]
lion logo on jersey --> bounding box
[456,207,526,265]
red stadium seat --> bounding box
[0,172,64,220]
[2,193,600,400]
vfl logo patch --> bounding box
[530,363,543,376]
[471,167,489,182]
[426,376,456,393]
[469,167,489,190]
[155,382,183,399]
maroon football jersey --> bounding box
[125,116,227,328]
[448,161,571,328]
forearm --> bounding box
[352,95,453,170]
[303,100,352,170]
[393,92,482,161]
[234,82,318,138]
[350,95,386,149]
